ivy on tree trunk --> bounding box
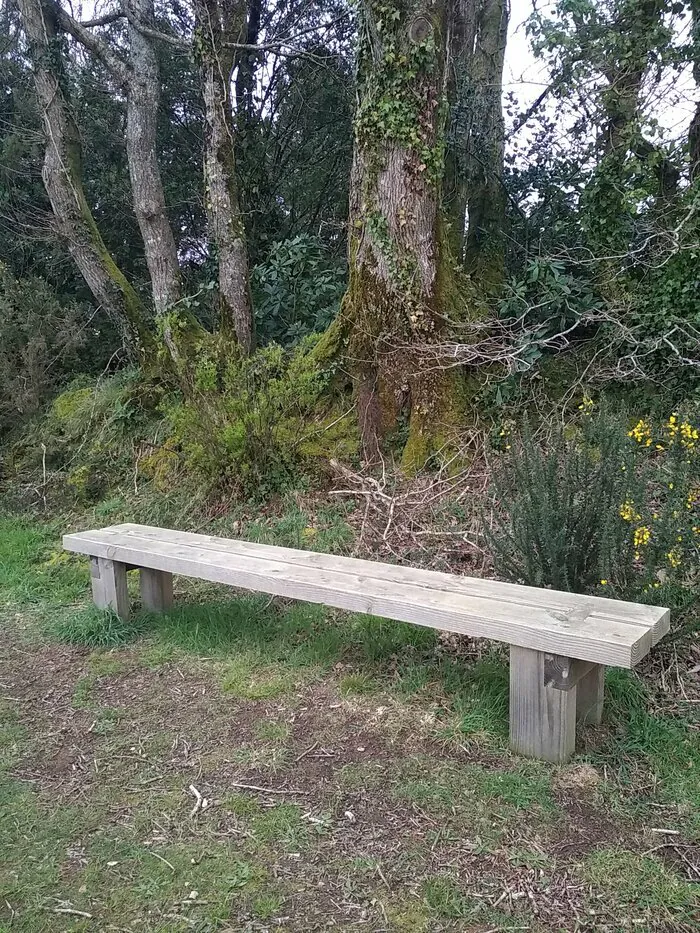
[341,0,474,471]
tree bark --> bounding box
[462,0,509,287]
[342,1,469,470]
[194,0,255,353]
[690,0,700,182]
[123,0,182,315]
[17,0,151,355]
[445,0,476,259]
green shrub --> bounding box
[486,404,700,602]
[7,369,165,506]
[0,266,98,436]
[166,338,357,496]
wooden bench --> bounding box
[63,523,670,764]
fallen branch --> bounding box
[229,781,309,796]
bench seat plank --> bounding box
[100,523,669,644]
[63,526,662,668]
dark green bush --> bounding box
[252,235,345,345]
[0,266,96,436]
[486,405,700,603]
[486,411,635,593]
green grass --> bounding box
[584,847,699,916]
[2,510,700,929]
[592,669,700,835]
[251,803,310,850]
[0,516,86,608]
[49,605,151,647]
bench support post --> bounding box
[509,645,576,764]
[140,568,174,612]
[576,664,605,725]
[91,557,129,620]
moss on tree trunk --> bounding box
[340,1,479,471]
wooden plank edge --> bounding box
[63,535,648,668]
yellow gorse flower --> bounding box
[633,526,651,548]
[578,395,594,415]
[679,421,699,451]
[619,500,640,522]
[628,419,652,446]
[667,548,682,569]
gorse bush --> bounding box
[486,409,634,593]
[487,403,700,603]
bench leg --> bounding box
[91,557,129,620]
[510,645,577,764]
[576,664,605,726]
[140,568,174,612]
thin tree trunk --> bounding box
[235,0,262,118]
[17,0,151,356]
[690,0,700,181]
[445,0,476,260]
[584,0,667,255]
[343,1,468,471]
[194,0,255,353]
[463,0,509,287]
[123,0,182,315]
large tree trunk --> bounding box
[123,0,182,315]
[194,0,255,353]
[17,0,151,355]
[343,1,468,471]
[463,0,509,287]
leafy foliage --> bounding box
[486,410,635,593]
[0,267,100,436]
[164,338,355,497]
[252,235,346,345]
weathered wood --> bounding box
[64,528,656,667]
[105,523,670,642]
[544,655,596,691]
[139,567,173,612]
[90,556,129,619]
[576,664,606,726]
[510,645,577,764]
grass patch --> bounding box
[0,516,86,608]
[340,672,379,695]
[395,758,555,815]
[252,803,309,850]
[583,847,699,914]
[254,719,292,742]
[593,668,700,834]
[422,876,468,918]
[221,653,305,700]
[47,606,150,647]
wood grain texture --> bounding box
[510,645,577,763]
[90,556,129,619]
[544,655,596,691]
[139,567,173,612]
[64,527,660,667]
[576,664,605,726]
[102,523,670,642]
